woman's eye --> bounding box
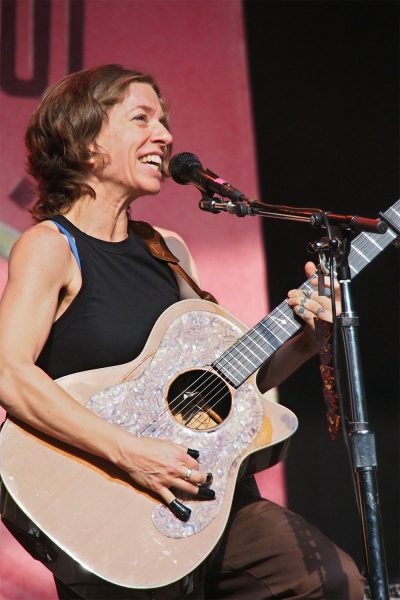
[133,113,147,122]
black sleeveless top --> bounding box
[36,215,180,379]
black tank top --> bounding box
[36,215,180,379]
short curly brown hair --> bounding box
[26,64,170,222]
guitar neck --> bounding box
[212,200,400,387]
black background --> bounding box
[244,0,399,579]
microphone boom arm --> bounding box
[199,195,387,235]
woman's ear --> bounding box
[86,144,96,165]
[86,144,108,172]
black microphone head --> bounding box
[169,152,202,184]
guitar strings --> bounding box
[159,299,306,432]
[156,378,229,435]
[213,276,318,377]
[147,372,228,434]
[138,303,293,435]
[142,283,328,434]
[139,367,230,436]
[161,270,333,428]
[138,279,318,436]
[138,345,254,437]
[140,300,295,434]
[138,301,298,436]
[141,273,327,435]
[137,226,389,437]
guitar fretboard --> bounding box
[212,200,400,387]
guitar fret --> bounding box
[355,237,374,253]
[301,281,315,294]
[246,330,271,358]
[257,321,284,349]
[234,360,253,376]
[214,337,262,386]
[262,322,285,344]
[272,302,300,328]
[386,227,397,239]
[352,245,369,263]
[218,345,254,373]
[217,368,241,387]
[368,232,384,248]
[253,324,280,351]
[276,305,299,334]
[390,206,400,217]
[350,229,396,272]
[262,312,298,344]
[261,315,297,349]
[233,340,261,368]
[264,317,298,340]
[275,305,290,322]
[211,200,399,388]
[356,241,380,259]
[350,263,358,274]
[357,234,383,253]
[215,358,244,387]
[268,314,292,334]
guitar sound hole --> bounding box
[167,369,232,431]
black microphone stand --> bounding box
[333,229,389,600]
[199,193,393,600]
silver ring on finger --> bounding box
[184,468,192,481]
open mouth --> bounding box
[138,154,162,171]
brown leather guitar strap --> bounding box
[130,220,218,304]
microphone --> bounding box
[169,152,246,202]
[169,152,387,235]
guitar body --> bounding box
[0,299,298,589]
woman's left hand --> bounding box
[287,261,341,330]
[258,261,341,392]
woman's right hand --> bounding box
[117,434,214,515]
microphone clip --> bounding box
[199,194,250,217]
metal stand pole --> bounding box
[337,236,389,600]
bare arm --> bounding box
[257,330,318,393]
[0,225,126,454]
[0,225,208,506]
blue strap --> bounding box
[51,220,82,271]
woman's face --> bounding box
[92,82,172,198]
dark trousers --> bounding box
[54,484,365,600]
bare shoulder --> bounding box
[8,221,72,283]
[0,222,78,364]
[11,221,70,256]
